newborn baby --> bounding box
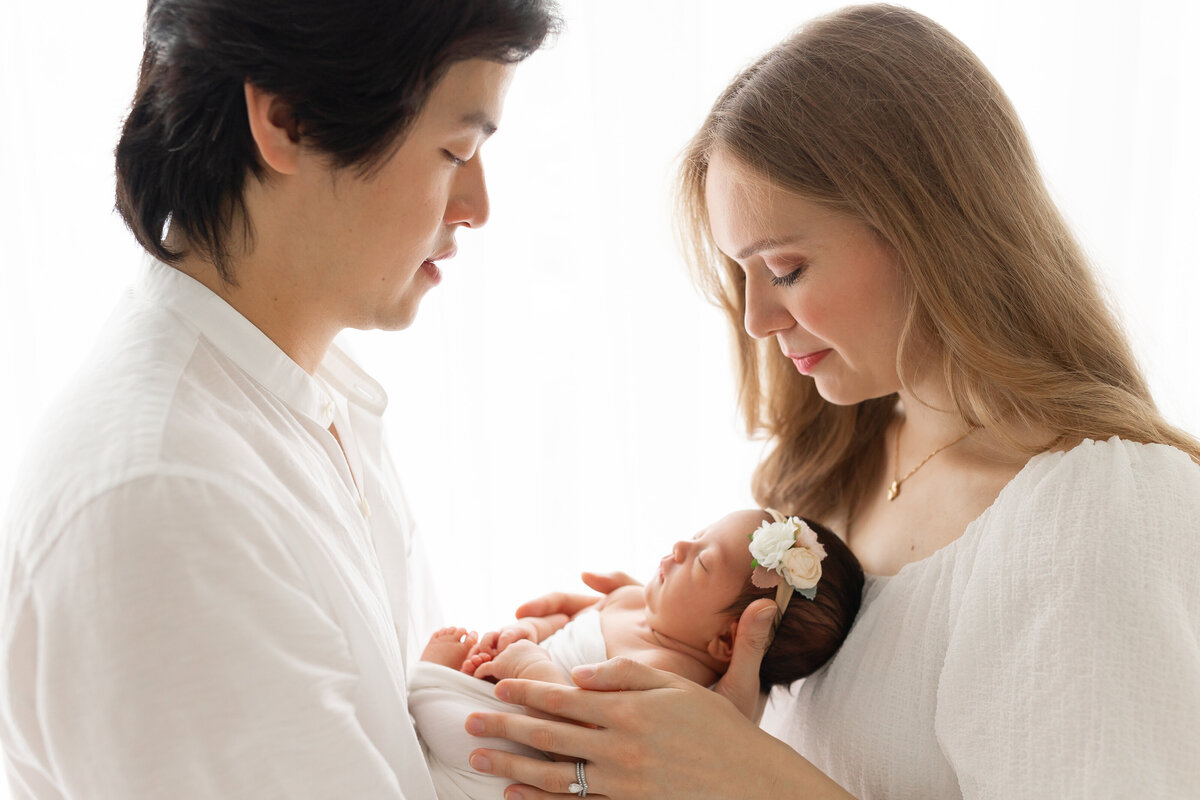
[410,508,864,799]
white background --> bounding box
[1,0,1197,764]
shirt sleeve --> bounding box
[5,472,414,799]
[935,441,1200,798]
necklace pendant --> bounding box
[887,480,900,501]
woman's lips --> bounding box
[789,349,831,375]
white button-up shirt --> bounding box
[0,260,438,798]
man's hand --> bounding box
[515,571,640,619]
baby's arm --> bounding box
[472,639,570,685]
[470,613,570,661]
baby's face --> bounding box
[643,509,770,652]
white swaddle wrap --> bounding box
[409,609,607,800]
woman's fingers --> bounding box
[485,678,605,726]
[712,599,778,719]
[567,656,689,693]
[468,750,612,799]
[466,708,597,762]
[473,662,791,799]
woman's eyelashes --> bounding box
[770,262,808,287]
[442,149,469,167]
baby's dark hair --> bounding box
[725,515,863,689]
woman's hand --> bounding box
[462,599,855,799]
[515,571,640,620]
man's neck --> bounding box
[173,248,337,375]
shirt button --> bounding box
[360,498,371,518]
[324,401,335,418]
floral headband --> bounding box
[748,509,828,625]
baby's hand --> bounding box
[469,621,538,660]
[472,639,552,683]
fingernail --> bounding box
[469,753,492,773]
[756,607,777,625]
[573,665,596,680]
[504,790,525,800]
[466,716,484,735]
[494,683,510,702]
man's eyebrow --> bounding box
[735,235,804,261]
[460,111,498,137]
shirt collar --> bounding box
[138,259,387,426]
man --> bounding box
[0,1,559,796]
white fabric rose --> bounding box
[749,520,797,569]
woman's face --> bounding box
[704,150,909,406]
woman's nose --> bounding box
[743,271,793,340]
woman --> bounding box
[465,5,1200,797]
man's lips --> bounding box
[427,247,457,263]
[788,349,832,375]
[421,248,456,285]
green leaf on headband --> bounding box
[797,586,817,601]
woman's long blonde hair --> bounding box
[678,4,1200,521]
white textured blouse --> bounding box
[0,261,438,798]
[763,437,1200,799]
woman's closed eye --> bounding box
[442,149,469,167]
[770,263,807,287]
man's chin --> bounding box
[346,303,420,334]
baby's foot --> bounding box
[421,627,477,668]
[461,651,493,677]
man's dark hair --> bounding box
[115,0,561,282]
[726,517,864,689]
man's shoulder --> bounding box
[4,301,299,575]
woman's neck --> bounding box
[894,386,1064,466]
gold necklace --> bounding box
[887,423,977,501]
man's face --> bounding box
[289,58,516,333]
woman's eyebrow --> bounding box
[735,234,804,260]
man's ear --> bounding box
[706,619,737,664]
[243,81,302,175]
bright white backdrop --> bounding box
[1,1,1197,773]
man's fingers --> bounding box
[514,591,596,619]
[580,571,639,594]
[712,599,776,718]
